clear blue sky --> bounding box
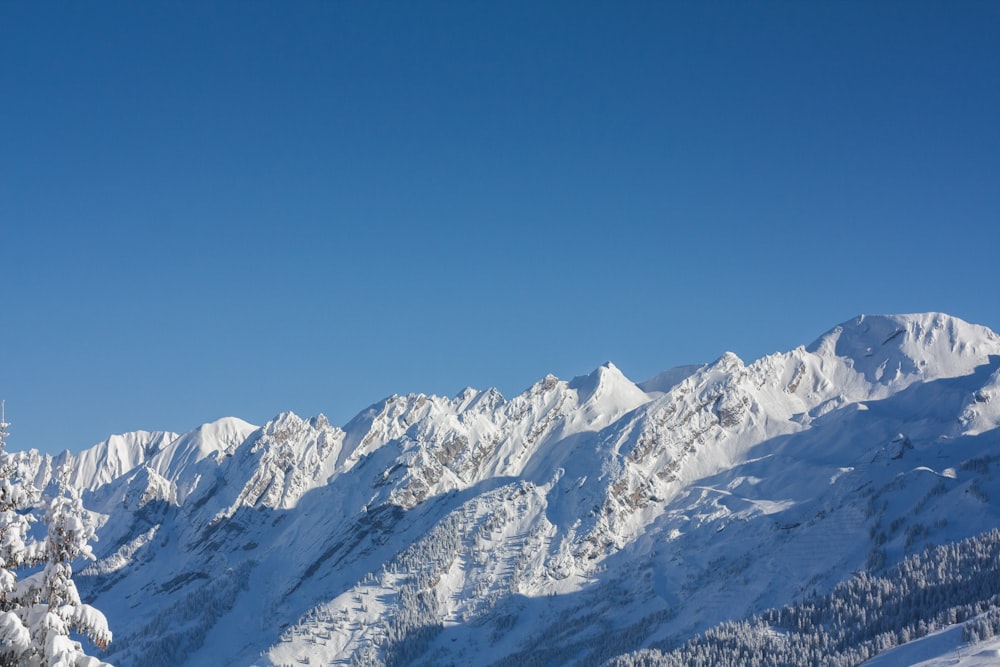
[2,2,998,454]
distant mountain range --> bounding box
[10,312,1000,666]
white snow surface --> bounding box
[861,623,1000,667]
[7,312,1000,666]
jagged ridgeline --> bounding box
[5,312,1000,666]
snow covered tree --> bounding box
[0,400,39,665]
[20,465,113,666]
[0,403,113,666]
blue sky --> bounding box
[2,2,998,454]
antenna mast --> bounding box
[0,399,7,449]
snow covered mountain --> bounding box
[10,312,1000,666]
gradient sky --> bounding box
[2,2,998,454]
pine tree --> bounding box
[0,400,38,665]
[0,402,113,666]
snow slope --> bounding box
[861,624,1000,667]
[7,312,1000,666]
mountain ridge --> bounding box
[42,312,998,493]
[8,311,1000,666]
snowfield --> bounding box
[7,312,1000,666]
[862,625,1000,667]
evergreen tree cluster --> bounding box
[610,528,1000,667]
[962,606,1000,645]
[0,408,113,667]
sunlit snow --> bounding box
[5,312,1000,666]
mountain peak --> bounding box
[146,417,259,491]
[567,361,650,422]
[705,351,745,376]
[808,313,1000,388]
